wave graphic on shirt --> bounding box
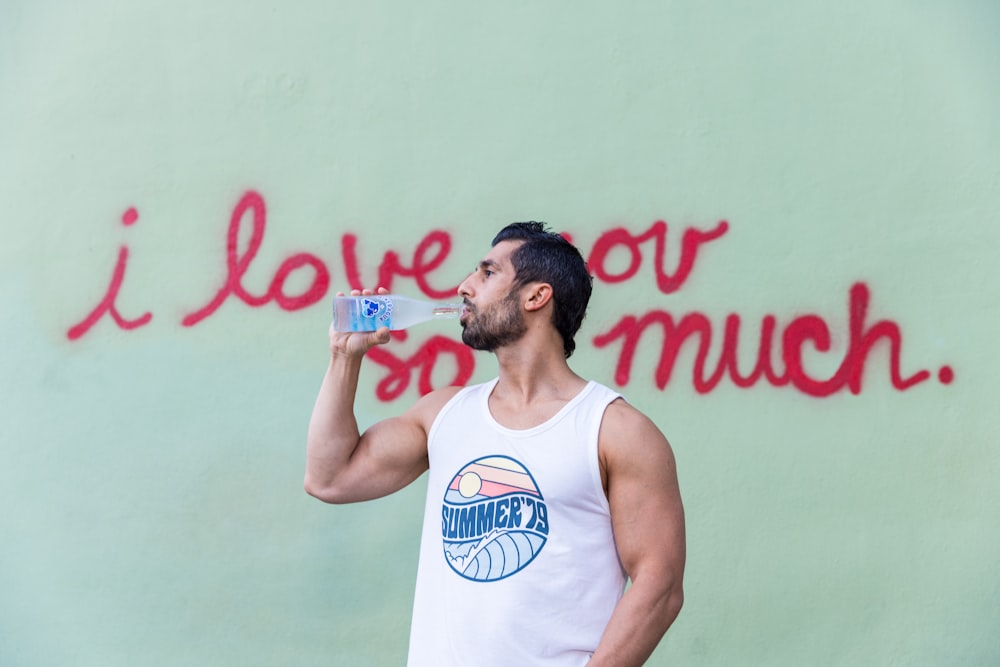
[441,455,550,582]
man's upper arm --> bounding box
[313,386,460,503]
[601,400,686,590]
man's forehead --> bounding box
[482,239,524,267]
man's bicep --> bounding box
[602,405,686,581]
[307,413,427,504]
[353,414,430,491]
[344,387,458,501]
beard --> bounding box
[461,290,528,352]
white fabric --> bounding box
[407,379,627,666]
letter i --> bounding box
[66,207,153,340]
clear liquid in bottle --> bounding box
[332,295,461,332]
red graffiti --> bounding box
[66,208,152,340]
[593,282,952,396]
[182,191,330,326]
[587,219,729,293]
[365,336,476,401]
[66,189,953,399]
[342,231,460,299]
[181,191,463,327]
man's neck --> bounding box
[492,343,585,406]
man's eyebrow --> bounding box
[479,259,501,271]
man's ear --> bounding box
[524,283,553,312]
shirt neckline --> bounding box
[479,378,597,437]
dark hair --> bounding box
[492,221,593,358]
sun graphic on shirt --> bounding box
[457,471,483,498]
[442,456,550,582]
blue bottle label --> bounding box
[356,297,393,330]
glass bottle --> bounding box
[332,294,462,332]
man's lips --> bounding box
[460,300,474,322]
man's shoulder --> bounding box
[601,395,648,428]
[599,395,671,454]
[412,384,466,414]
[409,380,493,427]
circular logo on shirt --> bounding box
[441,455,549,582]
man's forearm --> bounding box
[304,354,365,499]
[588,576,684,667]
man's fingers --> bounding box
[371,327,391,345]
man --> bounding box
[306,222,685,666]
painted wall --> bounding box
[2,1,998,665]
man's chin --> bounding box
[460,331,490,352]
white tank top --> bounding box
[407,379,627,666]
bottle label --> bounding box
[356,296,393,330]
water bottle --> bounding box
[332,294,462,332]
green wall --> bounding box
[3,1,998,665]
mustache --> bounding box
[462,298,476,313]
